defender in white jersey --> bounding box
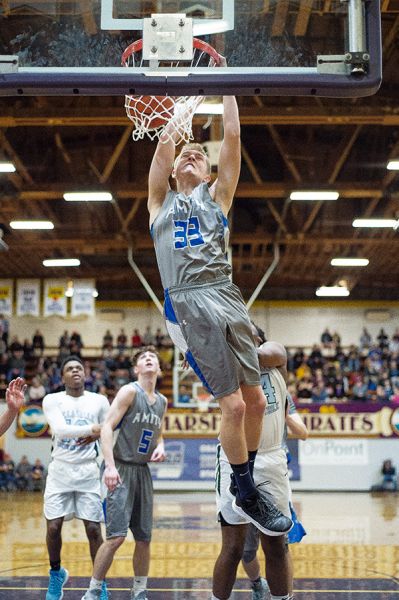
[213,325,307,600]
[42,355,110,600]
[148,76,291,537]
[82,347,167,600]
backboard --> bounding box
[0,0,381,96]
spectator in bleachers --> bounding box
[59,330,70,349]
[0,314,9,349]
[116,328,128,352]
[381,459,397,491]
[155,327,164,348]
[9,336,23,354]
[131,328,142,348]
[0,373,7,399]
[28,376,47,403]
[312,383,328,403]
[296,378,313,401]
[389,331,399,354]
[360,327,372,349]
[15,455,33,491]
[295,359,312,381]
[321,328,333,348]
[32,329,45,356]
[70,330,83,351]
[352,376,368,401]
[0,452,16,491]
[377,328,389,349]
[102,329,114,351]
[143,325,155,346]
[308,344,324,370]
[23,338,34,360]
[332,331,341,347]
[31,458,45,491]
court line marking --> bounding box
[0,587,398,594]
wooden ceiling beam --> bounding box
[3,109,399,127]
[11,183,384,201]
[6,234,399,252]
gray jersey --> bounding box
[113,382,167,465]
[257,367,288,453]
[151,182,231,290]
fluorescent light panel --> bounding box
[331,258,369,267]
[316,286,350,297]
[195,103,224,115]
[0,162,16,173]
[43,258,80,267]
[352,218,397,228]
[63,192,113,201]
[290,191,339,201]
[10,220,54,230]
[387,160,399,170]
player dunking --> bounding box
[148,87,291,536]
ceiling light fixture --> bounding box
[290,191,339,201]
[10,220,54,230]
[331,258,369,267]
[352,218,397,228]
[0,162,16,173]
[63,192,113,201]
[43,258,80,267]
[195,103,224,115]
[387,160,399,170]
[316,286,350,297]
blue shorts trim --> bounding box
[185,350,214,395]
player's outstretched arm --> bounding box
[101,384,135,490]
[1,377,26,436]
[212,82,241,214]
[148,123,177,226]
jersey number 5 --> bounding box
[138,429,154,454]
[174,217,205,249]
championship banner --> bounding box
[71,279,95,317]
[16,404,50,438]
[298,403,399,438]
[0,279,13,316]
[16,279,40,317]
[43,279,67,317]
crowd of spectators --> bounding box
[0,450,45,492]
[1,318,399,406]
[287,327,399,404]
[0,324,173,403]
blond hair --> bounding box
[174,143,211,174]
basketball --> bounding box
[125,95,175,130]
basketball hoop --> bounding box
[122,38,222,145]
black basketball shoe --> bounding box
[232,488,293,536]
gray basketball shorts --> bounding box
[105,461,153,542]
[164,278,260,399]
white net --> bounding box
[125,94,203,144]
[122,39,220,145]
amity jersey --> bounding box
[150,182,260,399]
[113,382,167,464]
[151,182,230,290]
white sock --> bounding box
[89,577,103,591]
[133,576,148,595]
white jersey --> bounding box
[257,367,287,454]
[43,390,109,464]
